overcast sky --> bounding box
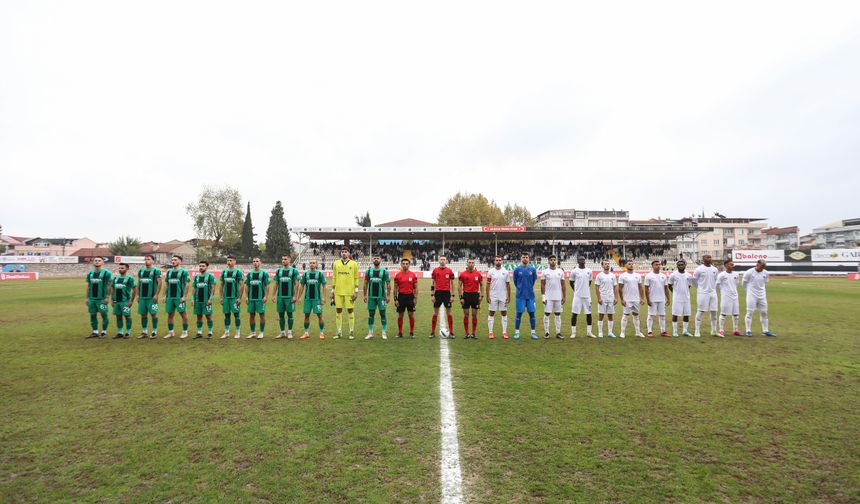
[2,1,859,243]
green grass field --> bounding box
[1,277,859,503]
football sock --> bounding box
[745,312,753,332]
[659,315,666,333]
[100,313,108,330]
[632,315,640,332]
[288,313,294,330]
[463,316,469,333]
[141,317,149,331]
[279,313,286,331]
[182,323,188,332]
[647,316,653,333]
[152,316,159,330]
[348,312,355,332]
[336,314,343,333]
[397,315,404,333]
[380,310,387,331]
[432,315,438,334]
[368,312,375,332]
[695,311,703,333]
[472,315,478,334]
[408,314,415,332]
[620,314,628,334]
[488,315,494,333]
[608,320,614,334]
[528,312,536,330]
[125,317,132,334]
[515,312,522,329]
[116,317,124,332]
[501,315,508,333]
[168,323,174,331]
[760,313,769,332]
[719,314,726,332]
[447,314,453,332]
[543,314,550,331]
[554,315,561,334]
[207,320,213,332]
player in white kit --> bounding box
[568,256,594,338]
[693,254,719,337]
[716,259,742,337]
[668,259,694,337]
[594,260,618,338]
[617,259,645,338]
[644,260,670,337]
[485,255,511,340]
[742,259,777,337]
[540,255,566,339]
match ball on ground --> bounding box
[439,328,450,338]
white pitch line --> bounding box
[439,337,464,504]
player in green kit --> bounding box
[299,259,327,339]
[163,255,190,339]
[192,261,216,339]
[363,254,391,340]
[244,257,269,339]
[110,262,137,339]
[137,254,161,338]
[219,255,244,339]
[85,257,112,338]
[272,255,300,339]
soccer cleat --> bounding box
[207,333,213,339]
[365,332,374,340]
[646,331,653,338]
[319,333,325,339]
[180,331,188,339]
[683,331,694,337]
[112,333,123,339]
[514,330,520,340]
[764,331,777,337]
[100,331,107,338]
[673,332,679,338]
[544,331,550,339]
[221,330,230,339]
[257,333,264,339]
[429,332,435,339]
[276,331,286,339]
[660,332,671,338]
[138,332,147,339]
[193,333,203,339]
[349,331,355,340]
[717,330,725,338]
[710,330,718,337]
[150,331,157,339]
[86,332,99,339]
[732,330,741,336]
[300,332,310,339]
[502,332,509,339]
[636,332,645,338]
[397,332,403,338]
[530,331,538,340]
[246,332,256,339]
[287,331,294,339]
[588,332,597,338]
[234,331,241,339]
[123,333,131,339]
[619,334,625,339]
[607,333,617,338]
[381,332,388,340]
[694,332,701,338]
[333,333,341,340]
[488,332,495,340]
[164,331,174,339]
[745,331,753,337]
[409,333,415,338]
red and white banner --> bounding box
[0,256,77,264]
[732,250,784,263]
[0,272,39,281]
[848,273,860,281]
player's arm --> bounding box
[107,282,114,306]
[638,280,645,305]
[612,280,618,305]
[130,281,138,306]
[644,278,652,306]
[262,273,269,303]
[180,273,188,302]
[741,270,750,290]
[363,270,369,301]
[664,281,670,303]
[412,276,419,304]
[595,278,602,305]
[506,279,511,304]
[478,276,484,301]
[617,278,625,305]
[84,278,89,306]
[154,273,162,300]
[351,262,359,301]
[385,275,391,302]
[321,278,328,305]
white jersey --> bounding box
[570,267,593,298]
[618,272,641,302]
[644,272,667,302]
[595,271,617,302]
[694,265,719,294]
[487,267,510,301]
[742,268,768,300]
[542,267,565,301]
[668,271,693,301]
[716,271,741,300]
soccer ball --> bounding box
[439,328,450,338]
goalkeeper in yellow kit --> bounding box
[331,247,360,339]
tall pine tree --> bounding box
[241,202,258,260]
[265,201,293,261]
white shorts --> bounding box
[697,292,718,312]
[488,298,507,312]
[648,301,666,316]
[720,298,739,316]
[572,297,592,314]
[622,300,640,315]
[597,301,615,314]
[746,296,768,313]
[544,299,563,314]
[672,299,691,317]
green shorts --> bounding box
[277,297,295,313]
[166,298,187,314]
[87,298,109,315]
[303,298,324,315]
[367,298,387,312]
[193,301,213,316]
[222,297,241,314]
[247,300,266,314]
[137,297,159,316]
[112,301,132,316]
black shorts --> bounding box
[396,294,415,313]
[433,290,452,308]
[461,292,480,310]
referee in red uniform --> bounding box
[458,258,484,339]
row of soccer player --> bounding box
[82,248,775,340]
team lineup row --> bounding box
[82,247,776,341]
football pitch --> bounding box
[1,278,858,503]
